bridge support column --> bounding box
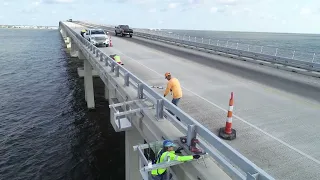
[78,50,85,60]
[84,59,95,109]
[125,128,143,180]
[70,40,79,57]
[60,28,66,38]
[104,85,109,101]
[66,37,71,49]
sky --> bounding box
[0,0,320,33]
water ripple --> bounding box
[0,29,124,180]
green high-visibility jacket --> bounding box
[114,55,121,63]
[151,150,193,176]
[81,29,86,33]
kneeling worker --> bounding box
[110,54,123,65]
[151,140,200,180]
[80,29,86,37]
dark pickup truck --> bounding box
[115,25,133,38]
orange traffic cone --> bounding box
[219,92,236,140]
[109,35,113,47]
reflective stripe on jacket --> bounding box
[151,151,193,176]
[164,78,182,99]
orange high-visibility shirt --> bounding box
[164,78,182,99]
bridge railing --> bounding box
[60,21,275,180]
[139,29,320,63]
[134,30,320,72]
[77,21,320,73]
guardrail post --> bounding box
[105,57,109,66]
[115,65,120,77]
[124,73,129,86]
[202,38,203,43]
[260,46,263,53]
[137,83,144,99]
[247,45,250,51]
[90,45,93,51]
[292,50,295,59]
[189,36,190,41]
[96,50,99,57]
[274,48,278,56]
[156,99,164,120]
[209,39,211,45]
[186,124,197,147]
[217,40,219,46]
[111,62,115,72]
[236,43,239,49]
[100,53,103,61]
[226,40,229,47]
[195,37,196,42]
[93,48,96,55]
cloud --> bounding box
[210,7,218,13]
[21,8,38,14]
[109,0,157,4]
[42,0,75,4]
[215,0,238,6]
[148,8,157,13]
[300,7,311,15]
[159,8,168,12]
[168,3,179,9]
[32,1,42,6]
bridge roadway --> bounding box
[69,23,320,180]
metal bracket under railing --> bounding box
[109,99,153,132]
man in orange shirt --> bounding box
[164,72,182,121]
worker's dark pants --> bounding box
[167,98,181,121]
[80,32,84,37]
[152,171,172,180]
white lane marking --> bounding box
[109,46,320,165]
[80,23,320,164]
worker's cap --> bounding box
[164,72,171,79]
[163,140,176,147]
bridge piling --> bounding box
[70,39,79,57]
[125,129,144,180]
[66,37,71,48]
[83,59,95,109]
[104,85,109,101]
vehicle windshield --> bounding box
[91,30,105,35]
[120,25,129,29]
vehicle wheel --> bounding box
[115,31,117,36]
[130,35,132,38]
[88,38,91,42]
[106,44,109,47]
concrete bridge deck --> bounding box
[67,22,320,180]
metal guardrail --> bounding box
[80,22,320,73]
[133,31,320,72]
[60,21,275,180]
[140,30,320,63]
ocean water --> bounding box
[0,28,125,180]
[160,29,320,62]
